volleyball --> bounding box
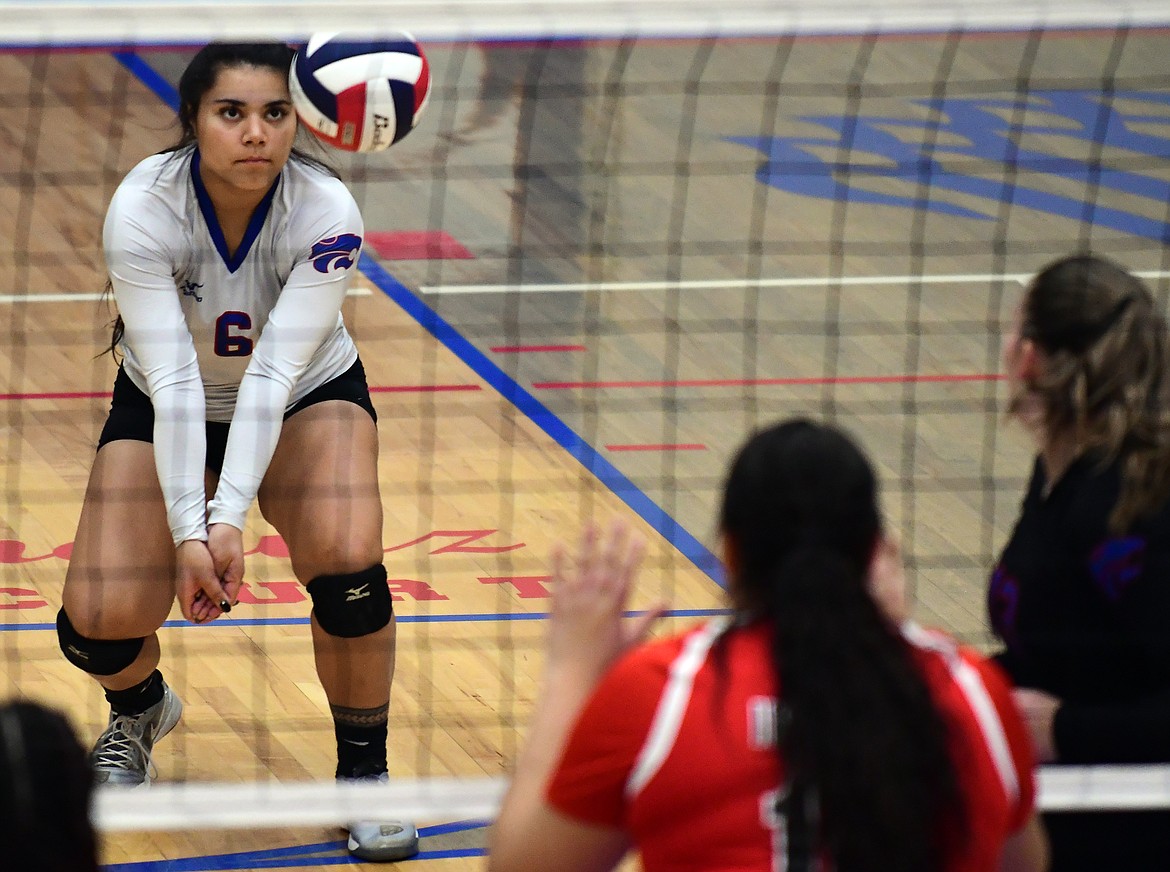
[290,33,430,153]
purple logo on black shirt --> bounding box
[1089,536,1146,602]
[988,565,1020,647]
[310,233,362,274]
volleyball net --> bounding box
[3,0,1170,862]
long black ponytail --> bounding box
[720,420,964,871]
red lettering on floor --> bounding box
[388,579,450,602]
[235,580,306,605]
[478,576,552,598]
[0,588,47,609]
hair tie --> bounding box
[1030,295,1134,354]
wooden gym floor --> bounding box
[2,27,1169,870]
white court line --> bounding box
[420,270,1170,295]
[0,287,373,303]
[13,272,1170,300]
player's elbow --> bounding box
[486,817,541,872]
[999,815,1049,872]
[245,355,303,393]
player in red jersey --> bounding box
[490,419,1046,872]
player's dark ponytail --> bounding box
[1021,254,1170,532]
[720,420,964,871]
[99,278,123,359]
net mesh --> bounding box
[3,1,1170,864]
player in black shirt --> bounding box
[992,253,1170,870]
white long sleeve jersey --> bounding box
[103,146,363,545]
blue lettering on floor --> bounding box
[728,90,1170,241]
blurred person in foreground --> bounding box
[0,699,99,872]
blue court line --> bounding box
[114,51,180,110]
[103,821,488,871]
[2,607,729,634]
[358,254,725,584]
[111,48,723,586]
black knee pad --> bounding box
[306,564,392,638]
[56,608,145,676]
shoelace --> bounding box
[345,771,394,830]
[93,714,157,780]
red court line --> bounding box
[491,344,587,353]
[0,390,109,401]
[0,384,481,401]
[606,443,708,452]
[533,373,1004,389]
[369,384,481,393]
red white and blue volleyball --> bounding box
[290,32,430,153]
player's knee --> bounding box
[56,608,145,676]
[306,564,392,638]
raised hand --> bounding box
[547,520,662,686]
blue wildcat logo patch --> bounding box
[988,565,1020,647]
[1089,536,1146,602]
[310,233,362,274]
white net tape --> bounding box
[93,777,509,832]
[90,765,1170,832]
[1039,766,1170,813]
[1,0,1170,43]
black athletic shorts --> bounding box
[96,358,378,475]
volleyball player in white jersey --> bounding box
[56,43,417,862]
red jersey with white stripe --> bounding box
[547,618,1036,872]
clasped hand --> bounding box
[176,524,245,624]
